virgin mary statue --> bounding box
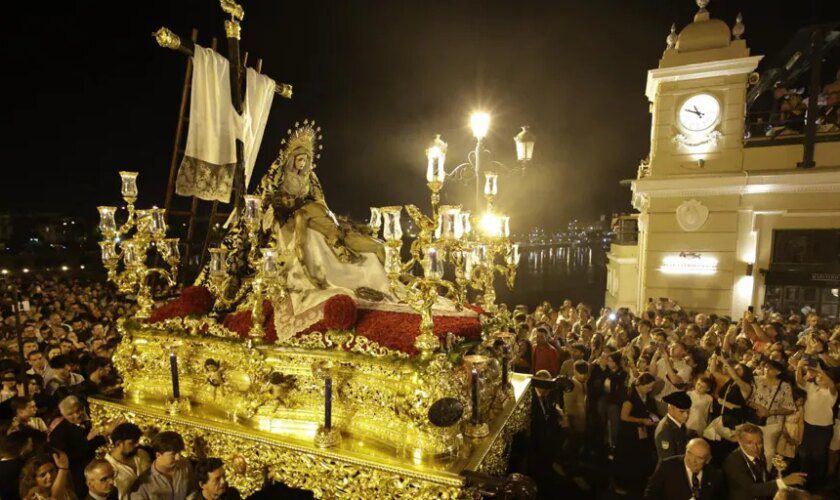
[198,120,475,340]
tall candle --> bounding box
[169,353,180,399]
[471,369,479,423]
[325,377,333,429]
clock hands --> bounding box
[684,105,705,118]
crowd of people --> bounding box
[748,70,840,139]
[510,298,840,499]
[1,274,839,499]
[0,275,248,500]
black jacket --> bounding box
[49,418,108,499]
[645,455,723,500]
[722,448,778,500]
[0,457,24,500]
[84,492,118,500]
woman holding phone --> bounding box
[612,372,658,495]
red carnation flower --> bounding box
[180,286,214,315]
[146,286,215,324]
[322,294,357,330]
[221,300,278,343]
[354,309,481,355]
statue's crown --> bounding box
[280,119,323,168]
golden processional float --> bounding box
[91,2,538,498]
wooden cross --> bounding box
[153,0,292,210]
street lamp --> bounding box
[470,112,491,140]
[514,126,536,162]
[444,112,536,212]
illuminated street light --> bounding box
[514,126,536,162]
[470,112,491,140]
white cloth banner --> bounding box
[176,44,275,203]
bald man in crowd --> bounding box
[645,438,723,500]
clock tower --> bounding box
[618,0,764,315]
[606,0,840,318]
[644,0,760,178]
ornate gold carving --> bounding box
[224,20,241,40]
[313,426,342,448]
[101,322,531,496]
[153,27,181,50]
[89,398,466,498]
[219,0,244,21]
[276,83,293,99]
[474,388,530,477]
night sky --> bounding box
[4,1,837,231]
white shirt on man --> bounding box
[105,449,151,500]
[655,357,692,402]
[685,464,702,491]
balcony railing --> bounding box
[744,108,840,147]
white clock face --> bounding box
[678,94,721,133]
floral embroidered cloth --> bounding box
[175,44,275,203]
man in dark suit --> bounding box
[528,370,564,495]
[49,395,109,498]
[655,390,693,462]
[645,437,723,499]
[722,423,807,500]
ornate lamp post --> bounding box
[369,126,524,356]
[97,172,181,318]
[448,112,536,212]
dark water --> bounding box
[496,244,607,311]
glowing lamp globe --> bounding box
[380,206,403,242]
[422,246,443,280]
[458,211,472,239]
[507,244,521,266]
[369,207,382,233]
[243,195,262,223]
[260,248,280,278]
[484,172,498,197]
[162,238,180,261]
[118,171,139,201]
[514,126,536,162]
[479,213,503,238]
[97,206,118,237]
[209,248,228,277]
[470,112,491,140]
[425,134,448,187]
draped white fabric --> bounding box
[270,224,477,341]
[176,44,275,203]
[242,67,275,187]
